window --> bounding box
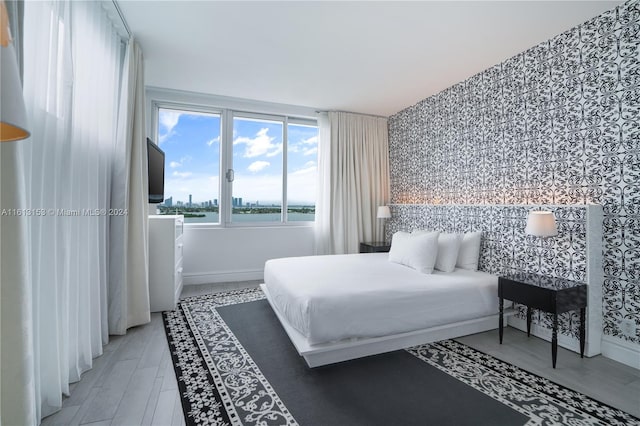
[232,115,284,223]
[156,107,222,223]
[155,104,318,225]
[286,121,318,221]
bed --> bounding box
[262,252,506,367]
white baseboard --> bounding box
[507,316,595,356]
[508,317,640,370]
[601,335,640,370]
[184,269,263,285]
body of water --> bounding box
[168,211,315,224]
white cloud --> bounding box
[159,133,172,145]
[301,135,318,145]
[159,110,182,131]
[172,171,193,178]
[158,110,183,144]
[266,143,283,157]
[233,128,281,158]
[248,161,270,173]
[207,136,220,146]
[289,135,318,156]
[289,162,317,177]
[168,155,191,169]
[287,163,317,204]
[303,147,318,156]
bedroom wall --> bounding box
[387,0,639,361]
[182,226,314,284]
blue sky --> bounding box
[157,108,318,206]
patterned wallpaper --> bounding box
[388,1,639,344]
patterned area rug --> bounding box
[163,288,639,426]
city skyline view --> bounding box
[161,195,310,209]
[157,108,318,207]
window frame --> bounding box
[148,90,318,229]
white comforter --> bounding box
[264,253,499,345]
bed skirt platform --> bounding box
[260,284,514,368]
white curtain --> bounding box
[109,40,150,335]
[1,99,37,426]
[315,111,390,255]
[1,1,37,422]
[0,1,138,422]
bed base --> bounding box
[260,284,514,368]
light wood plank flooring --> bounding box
[43,281,639,425]
[41,311,184,426]
[458,328,640,418]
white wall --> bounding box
[182,225,314,284]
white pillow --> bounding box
[434,233,463,272]
[388,231,439,274]
[456,231,482,271]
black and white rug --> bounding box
[163,288,638,426]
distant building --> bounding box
[188,194,192,207]
[164,196,173,207]
[239,197,243,207]
[176,201,183,206]
[214,199,218,206]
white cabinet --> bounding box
[148,215,184,312]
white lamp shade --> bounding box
[525,211,558,237]
[377,206,391,219]
[0,2,29,142]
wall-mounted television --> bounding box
[147,138,165,203]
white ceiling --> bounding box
[119,1,623,117]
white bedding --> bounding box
[264,253,499,345]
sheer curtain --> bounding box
[315,111,390,255]
[1,2,37,424]
[109,39,150,335]
[0,133,36,426]
[0,1,135,422]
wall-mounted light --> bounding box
[525,211,558,238]
[1,0,30,142]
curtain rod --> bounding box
[316,110,388,119]
[112,0,132,38]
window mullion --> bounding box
[282,117,288,223]
[221,109,233,226]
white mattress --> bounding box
[264,253,499,345]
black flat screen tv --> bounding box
[147,138,165,203]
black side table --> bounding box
[359,242,391,253]
[498,272,587,368]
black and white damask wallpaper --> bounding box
[388,1,639,344]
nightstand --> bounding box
[499,272,587,368]
[359,242,391,253]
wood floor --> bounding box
[458,329,640,418]
[43,281,640,425]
